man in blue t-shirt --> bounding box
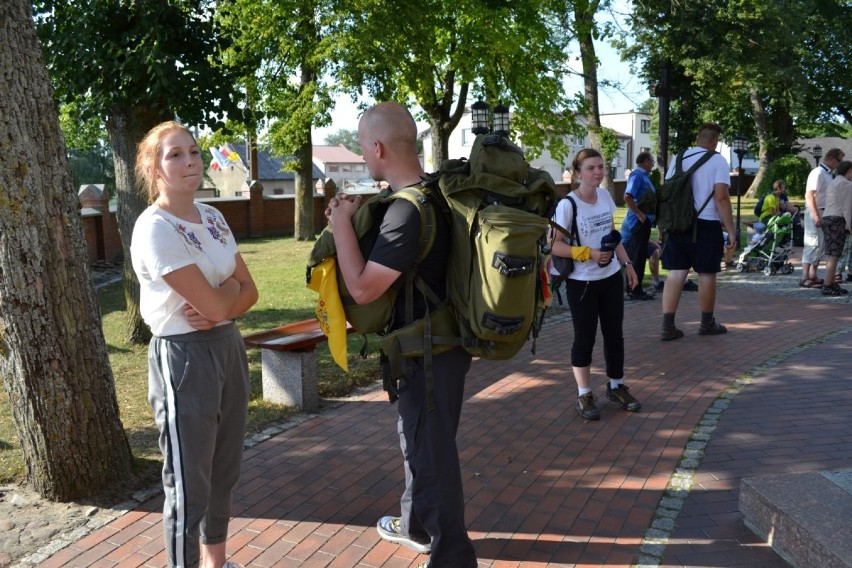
[621,152,657,300]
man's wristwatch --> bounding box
[621,260,633,268]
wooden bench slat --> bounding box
[243,319,355,352]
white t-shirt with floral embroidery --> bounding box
[131,202,238,336]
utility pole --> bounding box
[650,62,680,171]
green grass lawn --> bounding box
[0,237,382,485]
[0,196,784,485]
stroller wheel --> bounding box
[736,262,745,272]
[783,264,794,274]
[763,265,773,276]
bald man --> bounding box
[327,102,478,568]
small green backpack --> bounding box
[306,186,436,335]
[656,149,715,237]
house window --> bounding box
[328,164,339,172]
[273,188,284,195]
[640,119,651,134]
[355,164,365,172]
[342,164,352,172]
[462,128,475,146]
[640,147,651,155]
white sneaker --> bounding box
[376,516,431,554]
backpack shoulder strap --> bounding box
[686,150,715,175]
[384,185,436,264]
[675,150,685,175]
[548,194,582,245]
[565,195,581,245]
[691,151,718,215]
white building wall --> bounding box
[600,112,654,175]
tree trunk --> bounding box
[294,51,317,240]
[0,0,133,500]
[294,133,315,240]
[430,114,452,169]
[575,0,614,195]
[105,105,170,344]
[422,77,468,168]
[747,89,771,197]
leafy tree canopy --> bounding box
[328,0,582,162]
[33,0,242,131]
[323,128,361,155]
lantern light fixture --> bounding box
[471,99,490,135]
[493,103,510,137]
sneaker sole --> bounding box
[376,520,431,554]
[606,392,642,412]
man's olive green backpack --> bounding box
[417,133,556,361]
[307,133,556,402]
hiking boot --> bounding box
[606,384,642,412]
[698,320,727,335]
[653,280,665,292]
[376,516,431,554]
[576,392,600,420]
[660,325,684,341]
[682,280,698,291]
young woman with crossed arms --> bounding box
[131,121,258,568]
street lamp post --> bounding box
[731,134,749,250]
[812,144,822,168]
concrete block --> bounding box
[739,469,852,568]
[260,350,318,412]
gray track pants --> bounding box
[148,322,250,568]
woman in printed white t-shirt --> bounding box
[550,148,641,421]
[130,121,257,568]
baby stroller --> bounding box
[735,212,795,275]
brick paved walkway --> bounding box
[35,272,852,568]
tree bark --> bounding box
[747,89,771,197]
[295,61,317,240]
[0,0,133,500]
[574,0,614,195]
[105,105,170,344]
[295,133,315,240]
[423,75,468,168]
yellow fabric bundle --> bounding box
[306,257,348,372]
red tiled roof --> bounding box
[312,144,365,164]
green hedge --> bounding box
[755,155,812,198]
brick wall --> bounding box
[80,182,338,263]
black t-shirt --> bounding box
[369,192,450,330]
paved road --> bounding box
[24,260,852,567]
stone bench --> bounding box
[243,319,353,412]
